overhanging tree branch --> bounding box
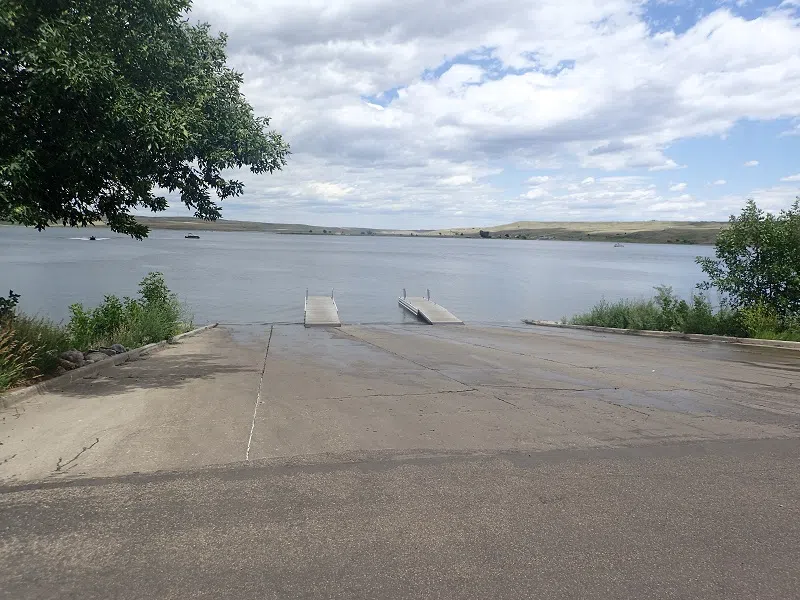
[0,0,289,239]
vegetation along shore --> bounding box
[566,200,800,342]
[0,273,191,391]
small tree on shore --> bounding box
[696,199,800,318]
[0,0,289,239]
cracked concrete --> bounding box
[2,323,800,482]
[2,323,800,599]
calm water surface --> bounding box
[0,226,714,325]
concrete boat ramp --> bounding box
[3,323,799,599]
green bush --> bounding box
[67,303,95,350]
[712,304,748,338]
[0,272,190,390]
[739,302,780,339]
[680,295,718,335]
[67,272,190,350]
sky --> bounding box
[162,0,800,228]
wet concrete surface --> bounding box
[1,324,799,598]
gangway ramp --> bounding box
[304,290,341,327]
[398,289,463,324]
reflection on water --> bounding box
[0,226,714,325]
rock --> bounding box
[58,358,80,371]
[57,358,78,371]
[83,351,109,364]
[110,343,127,354]
[59,350,85,367]
[97,348,117,356]
[55,366,68,376]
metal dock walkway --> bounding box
[304,290,341,327]
[398,290,463,324]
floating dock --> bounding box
[304,291,341,327]
[398,290,463,324]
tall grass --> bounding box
[10,315,71,374]
[0,324,37,390]
[569,286,798,340]
[570,298,663,330]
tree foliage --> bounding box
[0,0,289,238]
[697,199,800,318]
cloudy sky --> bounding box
[172,0,800,228]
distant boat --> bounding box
[614,242,624,247]
[89,235,96,241]
[185,233,200,239]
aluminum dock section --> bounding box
[304,291,341,327]
[398,290,463,324]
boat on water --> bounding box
[185,233,200,239]
[614,242,624,247]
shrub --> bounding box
[67,303,95,350]
[739,302,780,339]
[67,272,189,350]
[679,295,719,335]
[0,290,21,320]
[653,285,682,331]
[712,304,749,338]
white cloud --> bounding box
[526,175,550,184]
[179,0,800,225]
[522,187,549,199]
[648,200,706,212]
[715,185,800,217]
[713,179,727,185]
[669,182,687,192]
[307,182,354,198]
[649,160,684,172]
[780,173,800,182]
[439,174,474,186]
[743,160,760,167]
[581,177,595,185]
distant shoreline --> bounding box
[2,218,726,245]
[134,216,725,245]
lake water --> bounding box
[0,226,715,325]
